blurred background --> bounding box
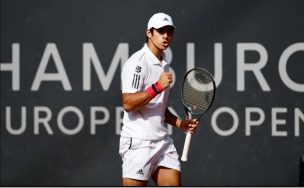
[1,0,304,186]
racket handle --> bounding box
[181,132,192,162]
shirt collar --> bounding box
[143,44,167,66]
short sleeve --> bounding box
[121,60,144,93]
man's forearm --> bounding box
[164,108,182,129]
[122,91,152,112]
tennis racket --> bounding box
[181,67,216,162]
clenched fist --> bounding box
[158,72,173,89]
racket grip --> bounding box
[181,132,192,162]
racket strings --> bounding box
[182,70,215,115]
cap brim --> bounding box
[152,23,175,29]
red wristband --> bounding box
[146,86,157,98]
[146,82,164,98]
[154,82,164,93]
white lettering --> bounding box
[186,43,222,87]
[83,43,129,91]
[245,107,265,136]
[0,43,20,90]
[214,43,223,87]
[31,43,72,91]
[57,106,84,135]
[295,108,304,136]
[90,106,110,135]
[211,107,239,136]
[5,106,26,135]
[237,43,270,91]
[278,42,304,92]
[186,43,195,71]
[272,108,287,136]
[34,106,53,135]
[116,106,124,135]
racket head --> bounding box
[181,67,216,119]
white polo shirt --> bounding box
[121,44,170,140]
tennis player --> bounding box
[119,13,198,186]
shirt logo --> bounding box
[132,74,140,89]
[136,169,144,175]
[135,65,142,73]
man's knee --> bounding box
[122,178,148,186]
[152,166,181,186]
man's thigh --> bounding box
[122,178,148,186]
[152,166,181,186]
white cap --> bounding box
[147,13,175,30]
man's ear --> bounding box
[146,29,152,39]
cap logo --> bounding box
[163,17,169,22]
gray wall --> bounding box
[1,0,304,186]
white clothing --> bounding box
[120,44,170,140]
[119,136,181,180]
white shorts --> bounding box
[119,136,181,181]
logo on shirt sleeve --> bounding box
[132,74,140,89]
[131,65,142,89]
[135,65,142,73]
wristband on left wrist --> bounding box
[153,82,164,93]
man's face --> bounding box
[147,26,174,50]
